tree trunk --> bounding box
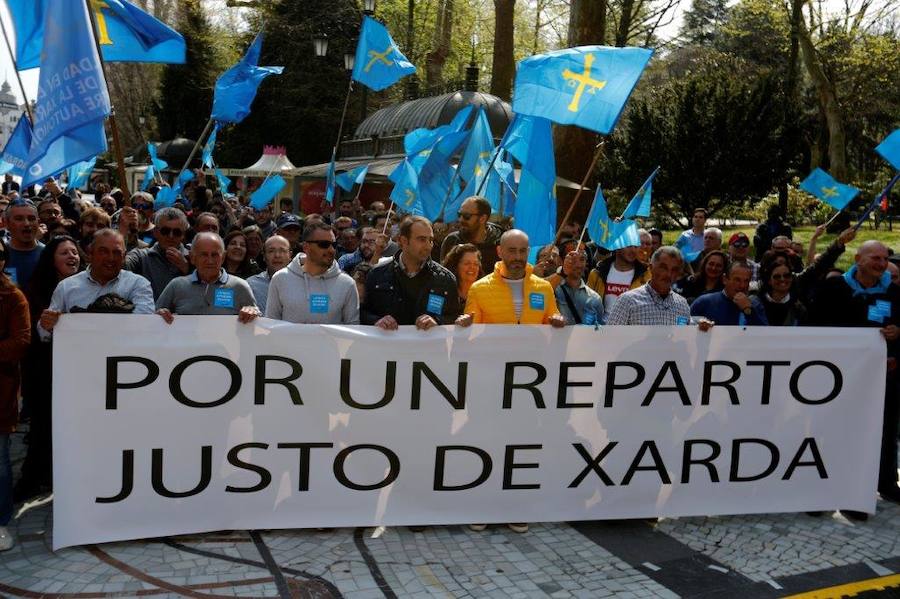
[797,6,847,180]
[489,0,516,101]
[425,0,453,88]
[615,0,635,46]
[779,0,804,215]
[555,0,607,229]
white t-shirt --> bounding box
[603,265,635,313]
[504,277,525,321]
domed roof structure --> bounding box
[0,81,18,111]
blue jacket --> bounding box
[690,291,769,326]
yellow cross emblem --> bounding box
[90,0,113,45]
[364,46,395,72]
[404,189,416,207]
[821,186,839,199]
[597,218,610,243]
[562,53,607,113]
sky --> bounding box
[0,0,858,107]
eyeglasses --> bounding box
[457,212,477,221]
[158,227,185,237]
[731,241,749,248]
[308,240,338,249]
[771,272,793,281]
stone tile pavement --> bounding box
[3,431,900,598]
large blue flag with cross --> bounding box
[513,46,653,135]
[23,0,111,187]
[7,0,186,70]
[351,16,416,92]
[586,186,640,251]
[799,168,860,211]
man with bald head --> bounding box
[457,229,564,328]
[811,240,900,516]
[156,232,259,323]
[247,235,292,314]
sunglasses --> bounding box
[308,240,338,249]
[457,212,477,221]
[133,203,152,211]
[731,241,749,248]
[771,272,793,281]
[158,227,185,237]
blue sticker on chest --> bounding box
[426,293,445,315]
[529,292,544,310]
[868,304,885,323]
[675,315,690,326]
[310,294,330,314]
[213,288,235,308]
[875,300,891,318]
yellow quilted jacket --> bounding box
[464,262,560,324]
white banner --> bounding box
[53,316,885,549]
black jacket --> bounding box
[361,254,460,325]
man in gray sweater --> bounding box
[266,222,359,324]
[156,232,260,324]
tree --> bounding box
[490,0,516,100]
[156,0,233,142]
[679,0,730,46]
[425,0,454,86]
[599,54,798,224]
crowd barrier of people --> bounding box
[0,176,897,550]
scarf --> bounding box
[843,265,891,297]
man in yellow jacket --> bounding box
[456,229,565,327]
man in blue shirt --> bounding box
[4,200,44,289]
[690,261,768,326]
[674,207,707,259]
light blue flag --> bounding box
[404,106,473,156]
[8,0,186,71]
[673,235,702,263]
[514,171,556,249]
[458,107,495,184]
[215,169,232,194]
[351,16,416,92]
[250,175,286,210]
[417,129,470,219]
[389,159,422,215]
[325,157,337,204]
[336,165,369,192]
[512,46,653,135]
[212,32,284,124]
[876,129,900,171]
[799,168,860,211]
[0,116,33,177]
[586,187,641,251]
[202,123,219,169]
[502,114,556,188]
[622,166,660,219]
[147,142,168,171]
[66,156,97,190]
[172,169,195,198]
[155,186,176,208]
[23,0,110,187]
[452,148,514,219]
[141,165,156,191]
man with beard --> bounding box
[266,223,358,324]
[361,216,459,329]
[338,227,388,274]
[439,196,503,272]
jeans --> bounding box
[0,434,11,526]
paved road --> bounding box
[2,433,900,598]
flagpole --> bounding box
[436,166,463,221]
[554,141,604,245]
[854,171,900,231]
[0,16,34,124]
[382,201,394,235]
[178,118,215,180]
[84,0,131,199]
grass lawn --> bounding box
[662,224,900,271]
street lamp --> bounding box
[138,114,146,127]
[363,0,376,14]
[344,52,356,71]
[313,33,329,57]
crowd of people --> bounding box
[0,175,897,549]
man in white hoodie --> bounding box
[265,222,359,324]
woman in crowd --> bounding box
[442,243,483,307]
[0,236,31,550]
[223,230,261,279]
[674,250,727,304]
[16,236,81,502]
[756,260,807,326]
[243,225,266,269]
